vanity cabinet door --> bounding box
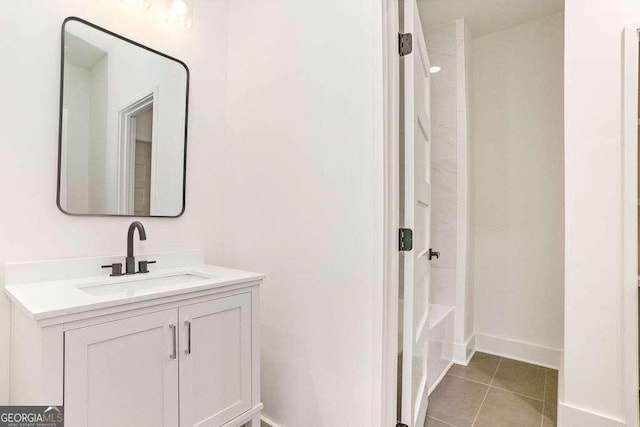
[64,309,179,427]
[179,293,253,426]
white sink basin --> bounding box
[77,272,213,297]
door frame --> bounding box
[622,23,640,427]
[116,86,159,215]
[379,0,401,426]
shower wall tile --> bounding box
[431,267,456,307]
[432,227,457,269]
[426,22,462,312]
[432,196,457,233]
[427,23,458,162]
[432,158,457,197]
[432,87,457,160]
[423,18,471,351]
[432,196,457,269]
[426,24,456,58]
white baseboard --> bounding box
[428,360,454,395]
[558,402,625,427]
[453,334,476,365]
[261,415,282,427]
[474,333,561,369]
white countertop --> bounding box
[4,264,264,322]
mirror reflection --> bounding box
[58,18,189,217]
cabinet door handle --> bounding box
[169,324,177,360]
[184,320,191,354]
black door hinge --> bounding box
[396,423,409,427]
[399,228,413,251]
[398,32,413,56]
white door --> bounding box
[400,0,432,426]
[179,293,253,426]
[64,309,179,427]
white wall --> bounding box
[62,63,90,212]
[88,55,108,213]
[0,0,230,404]
[563,0,640,424]
[61,55,108,213]
[471,13,564,364]
[222,0,383,425]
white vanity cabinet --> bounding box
[64,293,254,427]
[64,309,180,427]
[178,294,253,426]
[6,262,263,427]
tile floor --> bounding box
[425,352,557,427]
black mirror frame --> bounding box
[56,16,190,218]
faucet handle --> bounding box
[138,260,156,274]
[102,263,124,277]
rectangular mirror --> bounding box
[58,17,189,217]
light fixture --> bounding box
[430,66,442,74]
[165,0,193,29]
[171,0,188,15]
[121,0,151,10]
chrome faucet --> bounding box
[126,221,147,274]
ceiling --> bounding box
[65,33,107,70]
[416,0,564,37]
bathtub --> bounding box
[426,304,455,394]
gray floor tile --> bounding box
[492,358,546,400]
[448,352,501,385]
[542,400,557,427]
[542,371,558,427]
[426,375,488,427]
[424,416,454,426]
[474,388,543,427]
[545,368,558,404]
